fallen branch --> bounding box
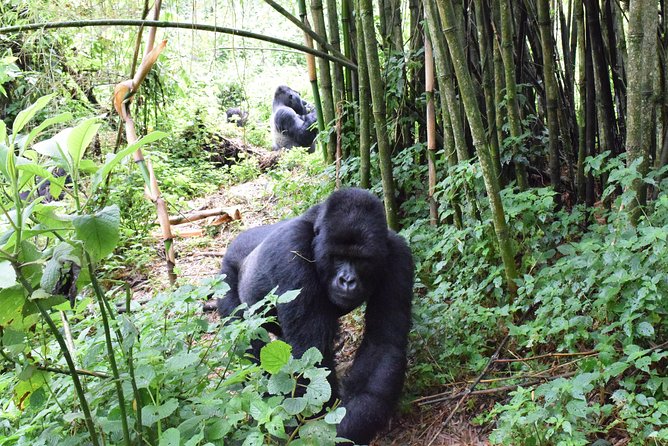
[417,371,579,406]
[495,350,597,363]
[169,207,241,225]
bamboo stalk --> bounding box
[297,0,326,157]
[498,0,528,190]
[355,2,371,189]
[311,0,337,163]
[537,0,562,193]
[358,0,399,229]
[436,0,518,297]
[262,0,349,60]
[425,28,438,226]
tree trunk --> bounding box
[437,0,518,297]
[626,0,657,223]
[575,0,587,203]
[297,0,326,159]
[358,0,399,229]
[311,0,337,163]
[585,0,618,157]
[355,0,372,189]
[425,24,438,226]
[474,0,501,181]
[537,0,561,192]
[499,0,529,189]
[425,0,463,227]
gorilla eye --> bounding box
[313,227,321,236]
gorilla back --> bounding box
[270,85,318,151]
[218,188,414,444]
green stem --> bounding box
[21,278,100,444]
[86,254,132,446]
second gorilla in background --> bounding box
[270,85,318,151]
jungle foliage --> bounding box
[0,0,666,445]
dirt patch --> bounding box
[138,176,279,296]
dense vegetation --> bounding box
[0,1,666,445]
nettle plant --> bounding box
[0,97,342,445]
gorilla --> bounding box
[218,188,413,444]
[270,85,318,151]
[225,107,248,127]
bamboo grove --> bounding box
[282,0,667,294]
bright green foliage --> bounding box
[399,154,668,444]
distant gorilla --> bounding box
[225,107,248,127]
[218,188,414,444]
[270,85,318,151]
[19,167,69,202]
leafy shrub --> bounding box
[217,81,248,112]
[402,157,667,444]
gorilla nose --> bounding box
[337,274,357,292]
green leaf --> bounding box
[565,400,588,418]
[300,347,323,367]
[282,397,307,415]
[165,351,200,371]
[557,244,576,256]
[24,112,72,149]
[260,340,292,374]
[73,205,120,261]
[277,289,300,304]
[12,94,54,136]
[637,321,655,338]
[324,407,346,424]
[91,131,167,195]
[158,428,181,446]
[16,163,53,183]
[297,419,337,444]
[0,261,17,288]
[65,118,100,170]
[32,127,69,162]
[0,286,24,326]
[241,432,264,446]
[304,368,331,406]
[249,399,271,422]
[0,143,10,180]
[268,371,295,395]
[0,120,6,143]
[142,398,179,427]
[635,393,649,406]
[40,243,77,293]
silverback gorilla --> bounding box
[218,188,413,444]
[270,85,318,151]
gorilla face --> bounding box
[274,85,309,115]
[312,191,389,312]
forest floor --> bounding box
[136,170,491,446]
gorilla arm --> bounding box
[272,108,318,149]
[337,234,414,444]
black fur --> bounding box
[225,107,248,127]
[218,188,414,444]
[270,85,318,151]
